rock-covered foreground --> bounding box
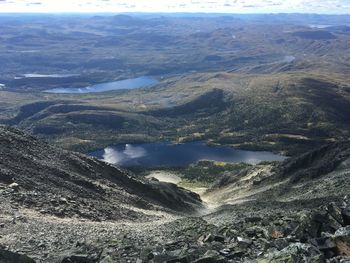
[1,198,350,262]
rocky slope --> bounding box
[1,126,350,262]
[148,141,350,212]
[0,125,203,221]
[204,141,350,206]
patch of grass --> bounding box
[181,160,252,183]
[178,179,211,189]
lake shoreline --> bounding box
[90,140,287,168]
[44,76,159,94]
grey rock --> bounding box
[166,256,190,263]
[203,250,220,257]
[327,203,344,226]
[60,254,95,263]
[8,183,19,191]
[342,207,350,226]
[335,226,350,237]
[311,237,336,251]
[245,226,269,239]
[272,238,289,250]
[213,235,225,243]
[311,237,337,258]
[263,242,324,262]
[245,216,262,223]
[219,248,230,256]
[237,237,253,248]
[99,256,111,263]
[333,226,350,257]
[226,250,245,259]
[202,234,225,243]
[193,251,226,263]
[0,248,36,263]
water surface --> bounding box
[23,73,79,78]
[45,76,159,94]
[91,141,286,167]
[308,24,331,29]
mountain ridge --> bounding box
[0,125,203,222]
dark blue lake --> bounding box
[90,141,286,167]
[45,76,159,93]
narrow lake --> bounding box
[90,141,286,167]
[45,76,159,93]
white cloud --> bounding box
[102,145,146,165]
[102,147,124,164]
[0,0,349,13]
[124,144,146,159]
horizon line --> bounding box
[0,11,350,15]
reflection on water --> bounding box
[308,24,331,29]
[103,144,146,164]
[91,141,287,167]
[282,55,295,63]
[45,76,159,93]
[23,73,79,78]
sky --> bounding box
[0,0,350,14]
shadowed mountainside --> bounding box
[0,125,203,221]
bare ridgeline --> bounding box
[1,13,350,263]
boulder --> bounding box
[166,256,191,263]
[202,234,225,243]
[341,196,350,226]
[333,226,350,256]
[260,243,324,263]
[0,169,13,184]
[237,237,253,248]
[341,207,350,226]
[193,250,226,263]
[60,254,96,263]
[225,250,245,259]
[245,216,263,223]
[0,248,36,263]
[219,248,230,256]
[271,238,289,250]
[213,235,225,243]
[8,183,19,191]
[310,237,337,258]
[326,203,344,227]
[99,256,111,263]
[245,226,269,239]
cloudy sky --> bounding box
[0,0,350,14]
